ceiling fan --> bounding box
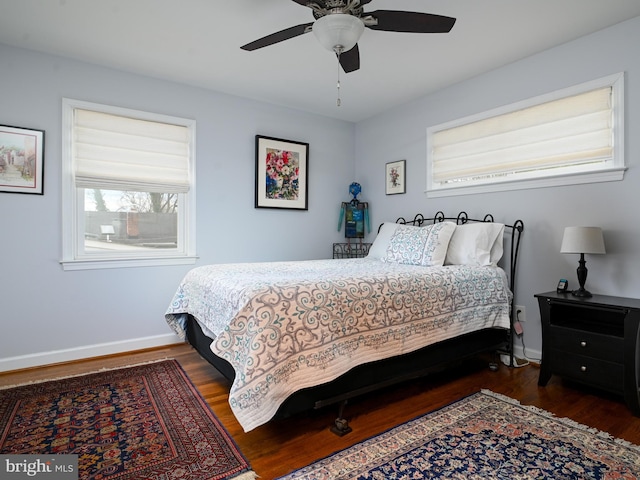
[240,0,456,74]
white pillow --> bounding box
[383,222,456,267]
[445,223,505,266]
[367,222,400,260]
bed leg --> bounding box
[330,400,353,436]
[489,350,500,371]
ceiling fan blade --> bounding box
[338,44,360,73]
[365,10,456,33]
[241,23,313,51]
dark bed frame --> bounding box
[184,211,524,434]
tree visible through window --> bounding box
[84,189,179,251]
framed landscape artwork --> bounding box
[385,160,405,195]
[255,135,309,210]
[0,125,45,195]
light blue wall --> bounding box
[2,15,639,369]
[354,16,640,359]
[0,44,355,369]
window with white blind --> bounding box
[426,73,626,197]
[61,99,196,270]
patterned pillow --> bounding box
[367,222,400,260]
[383,222,456,266]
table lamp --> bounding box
[560,226,606,297]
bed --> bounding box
[165,211,524,433]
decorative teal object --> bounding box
[349,182,361,201]
[338,182,369,237]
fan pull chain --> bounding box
[336,52,341,107]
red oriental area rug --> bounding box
[0,359,255,480]
[277,390,640,479]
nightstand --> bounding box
[332,242,372,259]
[536,291,640,415]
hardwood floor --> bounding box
[3,344,640,479]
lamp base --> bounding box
[573,253,592,298]
[572,288,592,298]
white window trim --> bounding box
[61,98,197,270]
[426,73,626,198]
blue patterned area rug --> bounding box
[277,390,640,479]
[0,360,256,480]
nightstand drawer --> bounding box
[550,349,623,392]
[550,325,624,362]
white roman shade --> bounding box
[73,109,191,193]
[430,86,614,186]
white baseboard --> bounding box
[0,333,184,373]
[0,334,541,374]
[513,344,542,364]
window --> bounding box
[61,99,196,270]
[426,73,625,197]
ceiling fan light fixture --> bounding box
[312,13,365,53]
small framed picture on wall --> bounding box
[0,124,45,195]
[385,160,405,195]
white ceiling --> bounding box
[2,1,640,122]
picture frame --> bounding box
[385,160,406,195]
[0,125,45,195]
[255,135,309,210]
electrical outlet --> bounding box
[515,305,526,323]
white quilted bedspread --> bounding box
[165,258,511,431]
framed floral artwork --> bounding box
[385,159,405,195]
[255,135,309,210]
[0,124,45,195]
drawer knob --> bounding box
[580,341,587,347]
[580,365,587,372]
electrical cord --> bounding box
[516,308,542,364]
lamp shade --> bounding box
[313,13,365,53]
[560,226,606,254]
